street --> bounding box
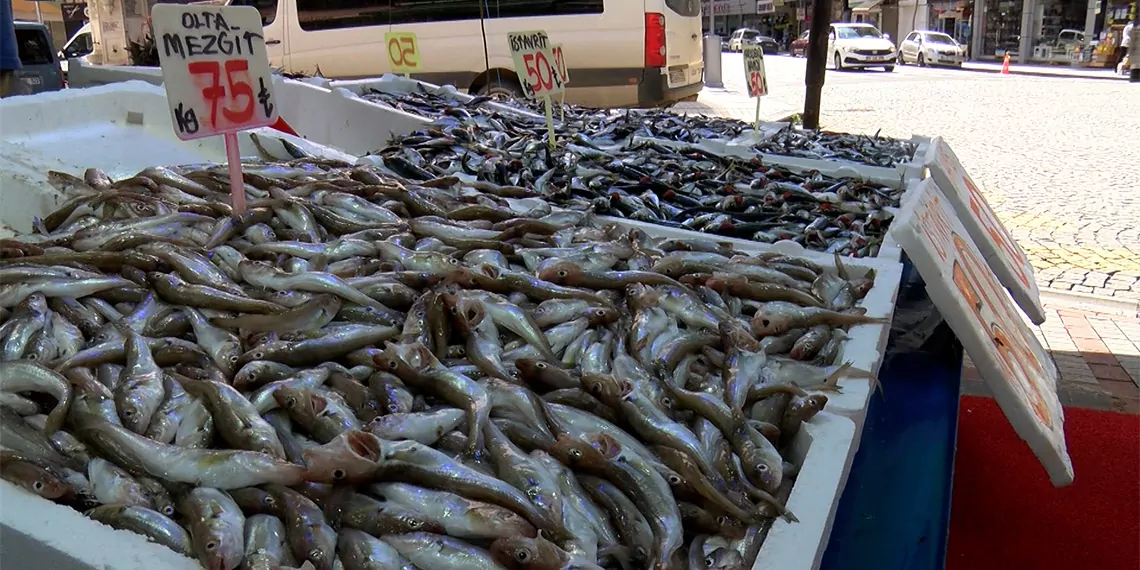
[688,53,1140,300]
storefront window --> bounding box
[982,0,1022,57]
[1028,0,1087,60]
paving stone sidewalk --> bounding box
[962,299,1140,414]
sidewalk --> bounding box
[961,61,1129,81]
[963,293,1140,414]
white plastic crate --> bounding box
[0,83,873,570]
[330,73,547,122]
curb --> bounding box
[958,65,1127,82]
[1039,288,1140,319]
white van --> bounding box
[57,23,94,76]
[230,0,704,108]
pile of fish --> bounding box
[378,115,902,257]
[0,156,884,570]
[751,127,918,168]
[358,85,750,144]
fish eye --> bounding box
[668,474,682,485]
[557,270,568,278]
[757,464,769,472]
[706,557,716,567]
[205,541,218,552]
[308,549,323,560]
[32,481,44,491]
[253,351,264,359]
[265,496,277,506]
[162,506,174,515]
[285,397,297,407]
[229,355,238,362]
[716,515,730,525]
[25,354,38,360]
[568,449,582,460]
[514,550,531,562]
[448,258,459,265]
[590,383,602,395]
[760,319,770,328]
[387,404,400,413]
[661,396,673,407]
[407,518,423,529]
[535,362,547,369]
[123,409,135,417]
[387,360,398,371]
[331,469,346,480]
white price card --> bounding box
[926,138,1045,324]
[151,4,279,140]
[385,31,421,75]
[507,30,565,99]
[743,44,768,98]
[892,178,1072,487]
[551,43,570,86]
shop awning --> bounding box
[852,0,885,12]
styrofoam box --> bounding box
[606,218,901,434]
[0,81,356,236]
[330,74,548,122]
[0,83,869,570]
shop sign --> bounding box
[796,6,806,19]
[756,0,775,13]
[925,138,1046,325]
[892,179,1073,487]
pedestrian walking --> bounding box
[1117,21,1133,75]
[1,0,22,97]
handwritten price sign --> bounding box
[152,5,278,139]
[893,178,1073,487]
[928,138,1045,324]
[743,45,768,97]
[507,30,566,98]
[384,31,420,75]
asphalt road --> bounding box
[695,53,1140,299]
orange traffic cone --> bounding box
[1001,52,1011,74]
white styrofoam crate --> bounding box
[0,81,355,236]
[65,60,164,88]
[330,74,546,122]
[605,217,901,434]
[0,83,872,570]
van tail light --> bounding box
[645,13,666,68]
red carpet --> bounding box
[947,396,1140,570]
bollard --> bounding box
[704,35,724,89]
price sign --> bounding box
[893,178,1073,487]
[151,4,280,215]
[551,43,569,120]
[507,30,565,99]
[927,138,1045,324]
[384,31,420,76]
[743,45,768,98]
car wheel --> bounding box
[917,53,926,67]
[833,52,843,70]
[897,51,905,65]
[478,76,525,99]
[884,65,895,72]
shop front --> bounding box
[703,0,800,46]
[972,0,1132,63]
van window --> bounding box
[664,0,699,17]
[63,32,93,58]
[230,0,278,25]
[297,0,603,32]
[16,29,54,65]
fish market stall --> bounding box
[1,80,901,570]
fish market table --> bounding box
[821,259,963,570]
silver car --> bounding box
[898,30,965,67]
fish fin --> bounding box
[832,251,849,281]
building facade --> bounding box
[969,0,1134,64]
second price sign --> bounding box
[507,30,566,98]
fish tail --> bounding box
[833,251,849,281]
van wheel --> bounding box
[478,76,525,99]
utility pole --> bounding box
[802,0,833,128]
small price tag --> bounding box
[151,4,278,139]
[551,43,569,86]
[892,179,1072,487]
[151,4,278,216]
[507,30,565,99]
[743,45,768,98]
[927,139,1045,324]
[384,31,420,75]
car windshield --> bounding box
[835,26,882,39]
[925,33,956,45]
[16,29,54,65]
[742,31,759,39]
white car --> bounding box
[828,23,897,71]
[898,30,965,67]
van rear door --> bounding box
[653,0,703,87]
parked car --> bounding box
[791,30,810,56]
[8,21,65,96]
[898,30,965,67]
[828,22,897,71]
[727,29,780,54]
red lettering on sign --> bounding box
[187,59,255,131]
